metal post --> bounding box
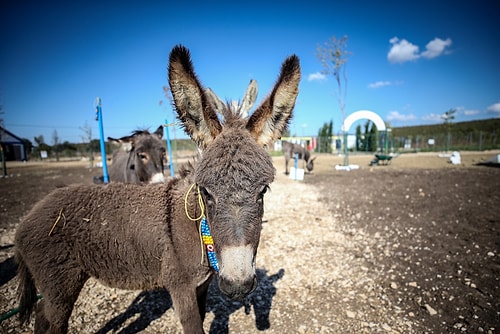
[165,119,175,177]
[0,146,6,177]
[95,98,109,183]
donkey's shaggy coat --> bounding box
[15,45,300,333]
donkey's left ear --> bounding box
[246,55,300,147]
[109,134,134,152]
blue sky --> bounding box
[1,0,499,144]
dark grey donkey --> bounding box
[282,140,315,175]
[14,45,300,334]
[107,125,166,183]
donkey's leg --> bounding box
[35,271,89,334]
[196,277,213,321]
[170,286,205,334]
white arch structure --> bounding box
[342,110,386,132]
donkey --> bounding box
[107,125,166,184]
[14,45,300,334]
[282,140,315,175]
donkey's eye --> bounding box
[199,187,214,206]
[257,186,269,203]
[138,153,148,161]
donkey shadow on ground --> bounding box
[0,246,17,287]
[206,268,285,334]
[96,268,284,334]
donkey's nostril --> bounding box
[218,275,257,301]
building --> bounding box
[0,126,27,161]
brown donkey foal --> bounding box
[14,45,301,333]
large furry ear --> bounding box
[239,79,258,118]
[168,45,222,150]
[204,87,226,115]
[246,55,300,147]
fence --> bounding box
[393,130,499,152]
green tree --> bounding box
[367,121,378,152]
[22,138,33,158]
[317,35,351,164]
[317,120,333,153]
[34,135,51,159]
[355,124,362,151]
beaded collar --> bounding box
[184,183,220,272]
[200,217,219,272]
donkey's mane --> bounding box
[129,129,152,137]
[219,103,247,125]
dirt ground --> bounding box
[0,150,499,333]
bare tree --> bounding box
[52,129,60,162]
[80,122,93,168]
[442,108,456,152]
[317,35,351,164]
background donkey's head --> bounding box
[107,125,166,183]
[168,45,300,300]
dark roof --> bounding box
[0,126,25,144]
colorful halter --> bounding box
[184,183,220,272]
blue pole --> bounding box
[165,119,175,177]
[95,98,109,183]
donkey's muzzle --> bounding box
[218,275,257,300]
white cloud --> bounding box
[421,38,453,59]
[387,37,420,63]
[387,37,452,64]
[386,111,417,122]
[487,102,500,114]
[368,81,391,89]
[421,113,444,123]
[308,72,326,81]
[463,109,480,116]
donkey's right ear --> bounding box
[153,125,164,140]
[168,45,222,150]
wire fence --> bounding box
[311,129,499,154]
[392,130,499,152]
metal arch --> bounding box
[342,110,386,132]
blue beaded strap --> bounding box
[200,217,219,272]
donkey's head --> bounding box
[108,125,166,183]
[168,45,300,300]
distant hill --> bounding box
[392,118,499,137]
[390,118,499,151]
